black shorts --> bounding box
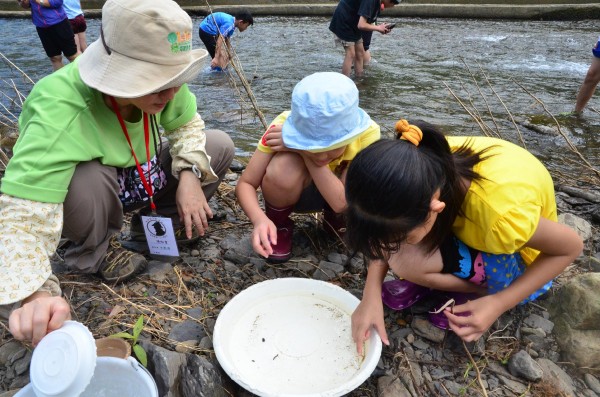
[361,30,373,51]
[36,18,77,58]
[69,14,87,34]
[199,28,217,58]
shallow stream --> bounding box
[1,16,599,175]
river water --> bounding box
[1,16,599,178]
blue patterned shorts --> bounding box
[481,251,552,305]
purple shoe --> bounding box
[381,279,432,310]
[428,292,478,330]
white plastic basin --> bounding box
[213,278,382,397]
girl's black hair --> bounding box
[345,120,489,260]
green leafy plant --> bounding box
[110,314,148,367]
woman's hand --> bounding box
[351,293,389,355]
[9,295,71,346]
[444,294,506,342]
[176,170,212,238]
[251,216,277,258]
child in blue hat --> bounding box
[236,72,380,262]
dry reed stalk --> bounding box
[475,61,527,148]
[462,340,489,397]
[457,77,497,138]
[0,52,35,86]
[443,82,489,135]
[460,58,502,138]
[0,52,36,169]
[514,80,600,179]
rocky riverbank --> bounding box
[1,158,599,397]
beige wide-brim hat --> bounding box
[79,0,208,98]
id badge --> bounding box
[141,215,180,257]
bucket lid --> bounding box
[30,321,97,397]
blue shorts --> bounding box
[592,39,600,58]
[481,251,552,304]
[442,237,552,304]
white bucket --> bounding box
[16,357,158,397]
[14,321,158,397]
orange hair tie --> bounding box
[394,119,423,147]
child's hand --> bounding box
[444,294,506,342]
[351,295,390,355]
[251,218,277,258]
[263,125,285,151]
[378,24,389,34]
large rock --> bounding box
[536,358,576,397]
[558,213,592,242]
[180,354,230,397]
[549,273,600,368]
[140,341,187,397]
[550,273,600,330]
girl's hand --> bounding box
[263,125,286,151]
[251,217,277,258]
[9,296,71,346]
[351,294,389,355]
[176,170,212,238]
[444,294,506,342]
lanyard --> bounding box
[109,96,156,212]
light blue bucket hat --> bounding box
[282,72,372,152]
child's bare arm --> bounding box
[303,158,346,212]
[357,16,389,34]
[447,217,583,341]
[389,243,486,294]
[235,150,277,257]
[352,259,391,354]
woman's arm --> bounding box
[447,217,583,341]
[163,112,219,238]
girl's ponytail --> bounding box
[345,119,472,258]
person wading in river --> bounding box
[329,0,398,77]
[198,10,253,71]
[575,36,600,114]
[17,0,80,71]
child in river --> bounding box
[235,72,380,262]
[344,119,583,352]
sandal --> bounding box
[381,279,432,311]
